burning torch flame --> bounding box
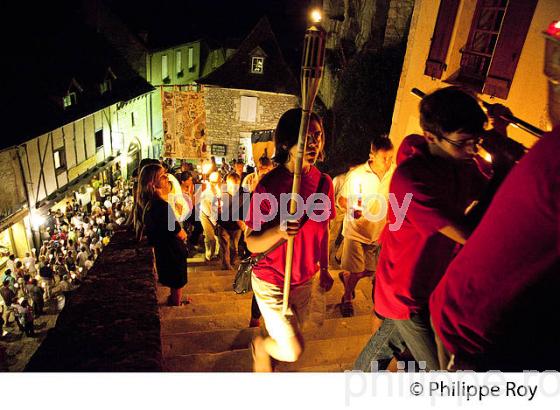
[310,9,322,24]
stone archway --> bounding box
[126,139,142,179]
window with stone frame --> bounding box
[251,57,264,74]
[162,54,169,81]
[176,50,183,77]
[239,96,258,122]
[188,47,194,71]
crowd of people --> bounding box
[3,77,555,375]
[130,83,558,373]
[0,176,134,339]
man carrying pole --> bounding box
[244,9,334,372]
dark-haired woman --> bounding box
[245,108,335,371]
[138,163,189,306]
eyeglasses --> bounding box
[439,134,482,149]
[306,130,323,144]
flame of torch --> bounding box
[282,9,327,315]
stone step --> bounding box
[161,313,253,334]
[156,288,252,305]
[163,334,371,372]
[177,274,373,298]
[158,279,366,308]
[158,290,372,320]
[162,314,373,355]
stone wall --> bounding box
[203,87,298,161]
[25,229,162,371]
[320,0,414,108]
[384,0,415,48]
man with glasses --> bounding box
[355,87,490,371]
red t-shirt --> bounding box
[374,136,486,319]
[245,165,335,287]
[430,127,560,358]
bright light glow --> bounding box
[31,212,46,229]
[310,9,322,23]
[555,20,560,29]
[483,152,493,163]
[202,163,213,175]
[209,171,220,183]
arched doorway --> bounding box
[126,139,142,179]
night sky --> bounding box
[105,0,317,70]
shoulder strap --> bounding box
[252,172,328,263]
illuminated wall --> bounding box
[389,0,560,150]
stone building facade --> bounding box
[204,87,298,162]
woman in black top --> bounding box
[138,163,189,306]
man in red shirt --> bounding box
[430,29,560,371]
[245,109,335,371]
[355,87,488,371]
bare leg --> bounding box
[168,287,182,306]
[342,270,374,302]
[252,333,303,372]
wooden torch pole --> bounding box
[282,10,326,316]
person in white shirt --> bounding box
[338,136,395,317]
[199,172,221,261]
[6,255,16,274]
[242,156,273,193]
[22,252,37,275]
[76,247,89,268]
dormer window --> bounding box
[99,79,111,95]
[251,57,264,74]
[63,92,77,109]
[100,68,116,95]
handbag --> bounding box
[232,173,327,294]
[233,240,284,294]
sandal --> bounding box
[338,272,355,300]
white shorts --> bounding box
[251,274,313,342]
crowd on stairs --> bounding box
[134,76,559,373]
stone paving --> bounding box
[0,302,60,372]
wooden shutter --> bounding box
[424,0,460,79]
[482,0,538,99]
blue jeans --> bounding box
[353,309,439,371]
[353,319,406,371]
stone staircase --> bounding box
[158,263,374,372]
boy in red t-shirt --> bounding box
[430,29,560,370]
[355,87,489,371]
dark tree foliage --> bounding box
[321,43,406,176]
